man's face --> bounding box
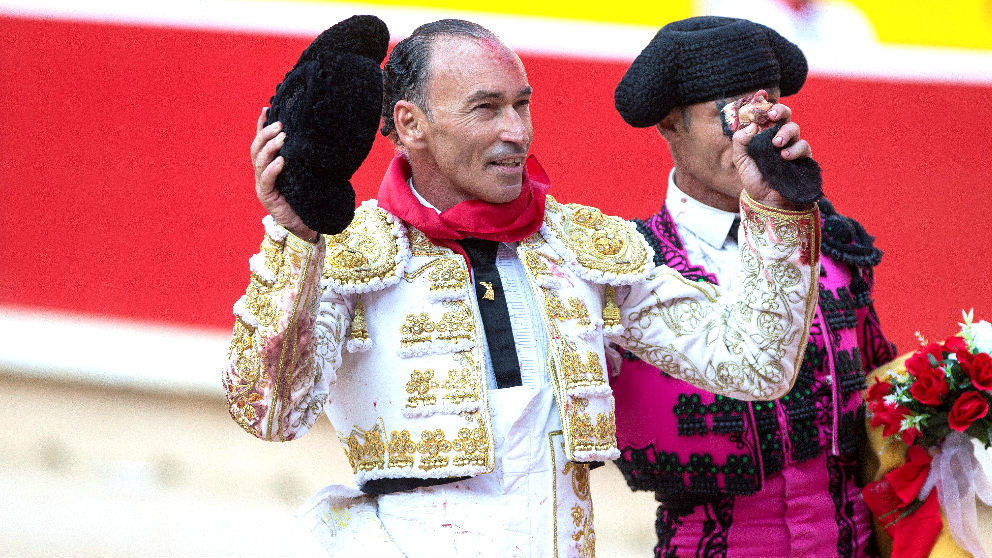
[662,87,781,211]
[414,37,534,206]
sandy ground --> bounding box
[0,371,656,557]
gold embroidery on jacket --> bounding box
[401,312,435,346]
[563,458,596,557]
[341,422,387,473]
[418,429,453,470]
[544,197,649,276]
[406,369,438,408]
[388,430,417,469]
[408,228,448,256]
[544,291,592,326]
[561,346,606,389]
[383,412,490,471]
[405,366,482,409]
[405,257,469,294]
[349,295,370,341]
[323,206,401,284]
[400,301,475,347]
[452,414,490,467]
[602,285,621,328]
[524,250,554,277]
[621,197,819,400]
[567,399,617,453]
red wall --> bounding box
[3,16,990,352]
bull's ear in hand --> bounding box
[265,15,390,235]
[747,122,823,206]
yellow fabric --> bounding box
[864,355,979,558]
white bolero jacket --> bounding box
[223,193,821,490]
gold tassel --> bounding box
[350,295,370,341]
[602,285,621,328]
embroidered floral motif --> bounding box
[399,301,476,351]
[382,412,490,472]
[400,312,435,346]
[408,228,448,256]
[403,366,482,411]
[562,345,606,390]
[404,257,469,297]
[323,204,406,289]
[406,370,438,408]
[260,235,283,277]
[387,430,417,469]
[543,197,650,279]
[567,399,617,453]
[452,414,490,467]
[417,429,453,470]
[563,460,595,557]
[341,423,387,473]
[544,291,591,326]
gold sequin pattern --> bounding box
[566,399,617,453]
[417,429,453,470]
[544,197,649,276]
[452,414,490,467]
[400,301,475,347]
[342,423,387,473]
[561,346,606,390]
[544,291,592,326]
[404,257,469,294]
[323,205,402,285]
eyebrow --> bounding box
[465,86,533,105]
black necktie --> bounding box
[728,216,741,244]
[457,238,522,389]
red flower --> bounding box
[957,349,975,367]
[943,336,968,353]
[909,366,950,405]
[871,402,911,437]
[901,426,921,445]
[964,352,992,391]
[866,378,892,406]
[906,342,943,376]
[948,391,989,432]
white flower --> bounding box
[967,320,992,354]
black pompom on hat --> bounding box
[615,16,807,128]
[265,15,390,235]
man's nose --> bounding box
[499,109,529,144]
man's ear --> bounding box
[394,100,428,149]
[655,108,680,139]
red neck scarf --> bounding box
[376,154,550,262]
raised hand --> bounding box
[731,92,817,208]
[251,108,319,243]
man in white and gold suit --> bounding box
[224,18,822,558]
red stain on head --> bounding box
[476,37,522,71]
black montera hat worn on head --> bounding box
[265,15,389,235]
[615,16,808,128]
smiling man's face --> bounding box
[410,36,534,208]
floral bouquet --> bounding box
[864,310,992,558]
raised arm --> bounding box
[618,193,820,400]
[223,110,350,441]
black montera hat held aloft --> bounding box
[265,15,389,235]
[615,16,808,128]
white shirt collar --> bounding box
[407,178,440,214]
[665,169,740,250]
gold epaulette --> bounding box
[321,201,410,294]
[540,196,653,284]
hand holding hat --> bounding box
[256,15,390,238]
